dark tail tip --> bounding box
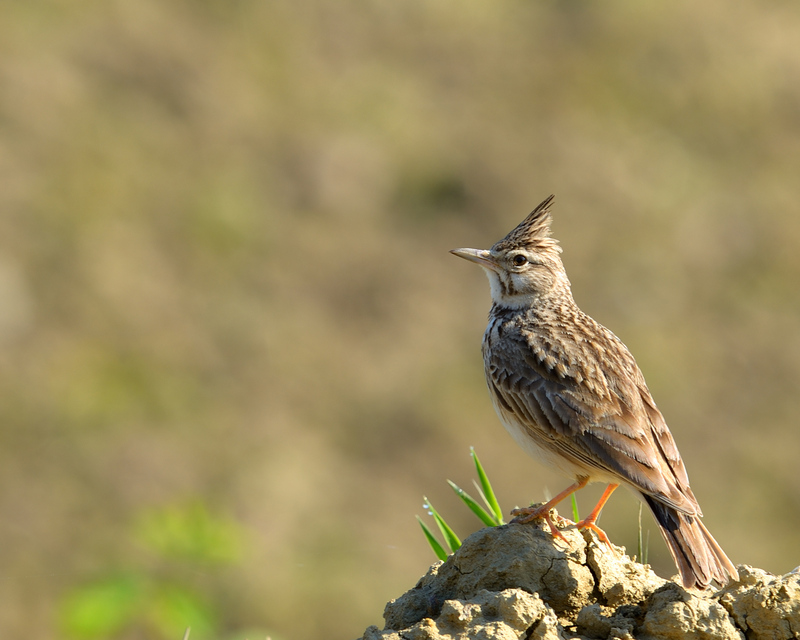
[644,495,738,589]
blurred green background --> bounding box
[2,1,800,638]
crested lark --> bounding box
[451,195,737,589]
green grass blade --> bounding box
[637,502,643,562]
[470,480,503,527]
[636,502,650,564]
[447,480,497,527]
[570,493,580,522]
[416,516,448,561]
[423,497,461,552]
[470,448,504,524]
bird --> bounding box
[450,195,738,589]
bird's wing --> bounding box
[487,328,699,515]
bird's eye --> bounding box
[511,254,527,266]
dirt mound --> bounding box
[360,520,799,639]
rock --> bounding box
[584,532,665,608]
[364,589,562,640]
[382,522,593,632]
[718,565,800,640]
[639,582,743,640]
[359,516,800,640]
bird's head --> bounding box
[451,195,570,309]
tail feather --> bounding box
[644,495,738,589]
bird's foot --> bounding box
[510,504,569,542]
[574,518,617,555]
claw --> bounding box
[572,483,621,554]
[575,520,618,555]
[510,505,569,542]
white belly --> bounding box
[490,393,620,486]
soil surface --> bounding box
[360,517,799,639]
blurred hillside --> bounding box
[1,1,800,639]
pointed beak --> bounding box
[450,248,499,272]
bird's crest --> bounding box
[492,195,561,255]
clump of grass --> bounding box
[418,450,649,564]
[417,448,504,560]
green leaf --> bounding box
[135,501,244,564]
[146,585,216,640]
[447,480,497,527]
[471,480,504,527]
[470,448,504,524]
[570,493,580,522]
[59,575,143,639]
[417,516,448,561]
[423,497,461,552]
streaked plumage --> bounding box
[451,195,737,588]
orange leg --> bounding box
[575,483,619,550]
[510,477,590,542]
